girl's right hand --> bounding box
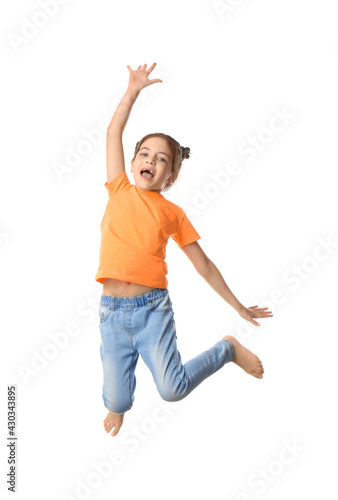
[126,63,163,93]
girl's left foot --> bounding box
[223,335,264,379]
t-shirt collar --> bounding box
[135,186,164,198]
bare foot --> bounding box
[103,411,124,436]
[223,335,264,379]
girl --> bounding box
[96,62,273,437]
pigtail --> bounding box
[180,146,190,160]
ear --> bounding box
[169,171,178,183]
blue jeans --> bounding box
[99,288,233,414]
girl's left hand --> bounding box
[238,305,273,326]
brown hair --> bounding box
[130,132,190,192]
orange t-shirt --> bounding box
[95,171,201,288]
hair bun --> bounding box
[180,146,190,160]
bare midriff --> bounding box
[102,278,163,297]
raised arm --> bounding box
[106,63,162,184]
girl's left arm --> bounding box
[181,241,273,326]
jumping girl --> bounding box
[95,62,273,437]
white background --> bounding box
[1,1,337,499]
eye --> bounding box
[140,152,147,156]
[158,157,166,162]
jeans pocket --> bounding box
[99,303,112,324]
[151,293,173,312]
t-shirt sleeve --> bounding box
[104,171,130,196]
[171,212,201,249]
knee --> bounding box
[159,391,181,403]
[159,391,179,403]
[157,382,188,403]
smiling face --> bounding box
[131,137,174,193]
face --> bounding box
[131,137,174,193]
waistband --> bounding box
[100,287,168,309]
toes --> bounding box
[103,417,123,436]
[111,426,121,437]
[257,359,264,374]
[253,364,264,378]
[103,419,113,432]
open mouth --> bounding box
[140,168,155,179]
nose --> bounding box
[146,158,154,165]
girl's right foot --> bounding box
[223,335,264,379]
[103,411,124,437]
